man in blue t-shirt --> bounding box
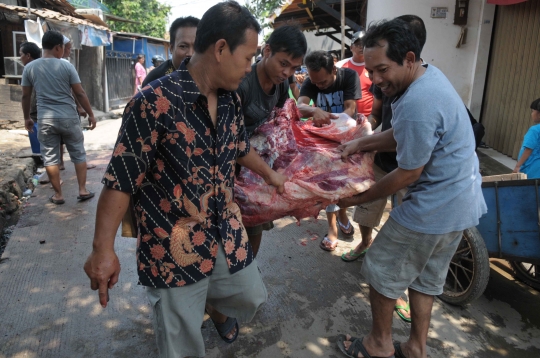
[335,19,486,358]
[513,98,540,178]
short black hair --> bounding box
[20,42,41,60]
[194,0,261,54]
[395,14,426,51]
[267,25,307,59]
[136,54,145,61]
[364,19,421,66]
[531,98,540,111]
[304,50,334,73]
[42,30,64,50]
[169,16,199,47]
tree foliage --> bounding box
[102,0,171,39]
[245,0,283,29]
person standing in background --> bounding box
[513,98,540,178]
[134,54,146,94]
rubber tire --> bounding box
[438,227,490,306]
[509,261,540,290]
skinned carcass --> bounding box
[235,99,374,227]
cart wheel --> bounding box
[438,227,490,306]
[509,261,540,290]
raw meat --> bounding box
[235,99,375,227]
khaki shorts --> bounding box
[37,118,86,166]
[352,164,389,228]
[146,244,267,358]
[361,216,463,299]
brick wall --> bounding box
[0,83,25,130]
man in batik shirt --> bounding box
[83,2,286,357]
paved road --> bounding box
[1,119,539,357]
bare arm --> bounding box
[290,82,300,100]
[342,99,357,119]
[297,96,338,126]
[513,147,533,173]
[338,166,423,208]
[84,186,130,307]
[22,86,34,131]
[338,128,397,161]
[237,147,287,194]
[369,96,382,130]
[71,83,96,129]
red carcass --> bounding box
[234,99,374,227]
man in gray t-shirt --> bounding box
[236,25,306,256]
[336,19,486,358]
[22,30,96,205]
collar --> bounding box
[349,58,365,67]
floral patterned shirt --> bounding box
[102,59,253,288]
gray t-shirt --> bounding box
[390,64,487,234]
[236,63,289,137]
[21,58,80,120]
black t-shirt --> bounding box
[236,63,289,137]
[371,84,398,173]
[299,67,360,113]
[142,59,176,87]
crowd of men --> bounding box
[16,0,488,357]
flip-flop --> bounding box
[336,334,395,358]
[341,248,369,262]
[49,195,65,205]
[337,218,355,238]
[210,316,239,344]
[393,342,407,358]
[394,303,412,323]
[77,192,95,201]
[320,236,338,251]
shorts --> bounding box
[37,118,86,166]
[361,216,462,299]
[352,165,388,227]
[245,221,274,236]
[146,244,267,358]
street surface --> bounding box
[1,119,539,357]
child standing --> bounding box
[514,98,540,179]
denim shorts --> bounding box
[361,216,462,299]
[37,118,86,166]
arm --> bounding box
[236,147,287,194]
[289,81,300,100]
[368,96,382,130]
[71,83,96,129]
[513,147,533,173]
[338,165,423,208]
[22,86,34,132]
[342,99,357,119]
[297,96,338,126]
[72,88,87,117]
[338,128,397,161]
[84,186,130,307]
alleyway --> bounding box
[1,119,540,358]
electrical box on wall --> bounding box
[431,7,448,18]
[454,0,470,25]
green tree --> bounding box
[245,0,283,29]
[102,0,171,39]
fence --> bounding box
[106,50,134,109]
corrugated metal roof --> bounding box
[0,3,109,30]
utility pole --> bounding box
[340,0,345,59]
[27,0,31,16]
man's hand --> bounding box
[312,108,338,127]
[338,192,365,208]
[337,138,364,162]
[88,116,97,130]
[265,170,288,194]
[78,107,88,118]
[84,248,121,308]
[512,165,520,174]
[25,118,34,132]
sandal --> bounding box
[49,195,65,205]
[210,316,239,344]
[320,236,338,251]
[337,218,355,238]
[394,302,412,323]
[77,192,95,201]
[337,335,395,358]
[394,342,407,358]
[341,248,369,262]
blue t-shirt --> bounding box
[390,64,487,234]
[518,124,540,179]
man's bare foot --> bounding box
[339,334,395,358]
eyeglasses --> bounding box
[352,42,363,48]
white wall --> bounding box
[303,30,348,54]
[367,0,495,117]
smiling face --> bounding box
[307,67,336,91]
[364,39,412,98]
[172,26,197,68]
[261,45,303,85]
[217,28,259,91]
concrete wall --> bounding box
[0,82,24,130]
[78,45,106,112]
[367,0,495,118]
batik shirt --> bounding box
[102,59,253,288]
